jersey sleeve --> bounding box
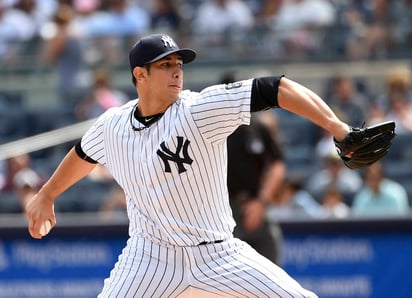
[79,109,113,165]
[189,79,253,143]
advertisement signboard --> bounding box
[1,217,411,298]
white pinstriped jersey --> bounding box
[81,79,253,246]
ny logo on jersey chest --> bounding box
[157,136,193,174]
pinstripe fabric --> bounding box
[81,80,253,247]
[81,79,317,297]
[98,238,317,297]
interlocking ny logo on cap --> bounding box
[161,35,177,48]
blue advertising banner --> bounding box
[0,238,125,298]
[282,234,412,298]
[1,219,412,298]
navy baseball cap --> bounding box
[129,34,197,71]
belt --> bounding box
[198,240,223,245]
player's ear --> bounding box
[133,66,146,82]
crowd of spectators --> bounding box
[1,0,412,218]
[1,0,412,70]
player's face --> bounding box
[148,54,184,101]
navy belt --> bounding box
[198,240,223,245]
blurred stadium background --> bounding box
[1,0,412,297]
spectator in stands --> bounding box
[71,0,101,37]
[96,0,150,37]
[193,0,254,46]
[393,0,412,49]
[42,3,89,109]
[365,100,387,128]
[327,75,369,127]
[377,66,412,134]
[4,0,41,41]
[305,151,362,205]
[315,110,348,161]
[1,154,34,191]
[0,153,43,213]
[267,174,325,220]
[254,0,282,28]
[0,2,21,64]
[367,66,412,131]
[12,167,41,211]
[362,0,397,58]
[149,0,182,34]
[0,0,55,65]
[352,161,409,216]
[74,68,128,121]
[273,0,336,57]
[72,0,150,66]
[35,0,57,23]
[315,128,336,161]
[384,88,412,134]
[70,0,114,65]
[343,0,398,60]
[321,184,351,218]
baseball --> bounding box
[39,219,52,236]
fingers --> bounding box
[25,192,56,239]
[28,219,42,239]
[28,217,56,239]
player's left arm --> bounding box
[251,76,350,141]
[277,77,350,141]
[252,77,395,169]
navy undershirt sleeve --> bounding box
[74,142,98,164]
[250,76,284,112]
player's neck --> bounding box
[138,95,177,116]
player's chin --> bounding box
[169,87,182,98]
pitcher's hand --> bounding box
[25,192,56,239]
